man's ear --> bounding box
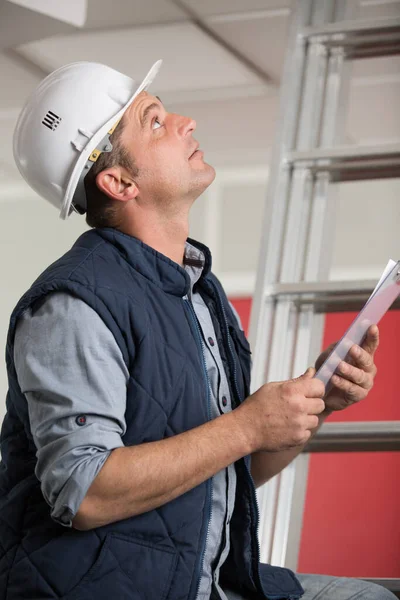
[96,167,139,203]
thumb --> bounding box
[288,367,316,386]
[297,367,316,380]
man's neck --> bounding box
[117,207,189,266]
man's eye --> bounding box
[152,118,162,130]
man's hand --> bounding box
[315,325,379,412]
[237,369,326,453]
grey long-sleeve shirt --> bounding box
[14,291,129,527]
[14,243,245,600]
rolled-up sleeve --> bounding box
[14,292,129,527]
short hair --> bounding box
[83,116,139,229]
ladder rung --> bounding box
[265,280,400,313]
[267,280,377,296]
[302,17,400,58]
[306,421,400,453]
[286,144,400,182]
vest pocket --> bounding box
[64,533,178,600]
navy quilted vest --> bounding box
[0,228,303,600]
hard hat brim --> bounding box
[60,59,162,220]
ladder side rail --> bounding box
[253,0,315,564]
[251,0,315,565]
[256,475,280,565]
[264,0,356,569]
[248,1,312,380]
[270,453,310,567]
[257,48,330,567]
[250,170,292,391]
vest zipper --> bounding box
[183,297,213,600]
[207,281,266,599]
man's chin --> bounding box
[188,166,216,203]
[207,161,216,178]
[199,162,216,191]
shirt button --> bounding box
[222,396,227,407]
[208,337,215,347]
[76,415,87,426]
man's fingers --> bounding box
[348,343,376,374]
[336,360,373,389]
[296,367,316,379]
[361,325,379,356]
[296,376,325,399]
[331,374,368,402]
[306,397,326,415]
[316,326,378,373]
[306,414,320,431]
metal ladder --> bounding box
[247,0,400,595]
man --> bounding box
[0,60,393,600]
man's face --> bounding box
[120,91,216,208]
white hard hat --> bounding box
[13,60,162,219]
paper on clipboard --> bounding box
[315,259,400,390]
[371,259,396,296]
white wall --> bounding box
[0,190,88,419]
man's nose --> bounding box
[173,114,196,137]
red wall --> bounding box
[230,298,400,578]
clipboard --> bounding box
[314,259,400,390]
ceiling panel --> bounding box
[182,0,292,18]
[0,114,20,179]
[16,23,266,94]
[0,51,42,108]
[8,0,87,26]
[210,11,289,84]
[0,1,75,49]
[85,0,186,29]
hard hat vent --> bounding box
[42,110,62,131]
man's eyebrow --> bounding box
[140,99,163,129]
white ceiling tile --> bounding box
[16,23,265,92]
[8,0,87,27]
[0,160,12,180]
[0,1,75,49]
[0,51,42,108]
[85,0,186,29]
[181,0,292,18]
[210,12,289,84]
[0,113,20,176]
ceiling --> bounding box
[0,0,399,194]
